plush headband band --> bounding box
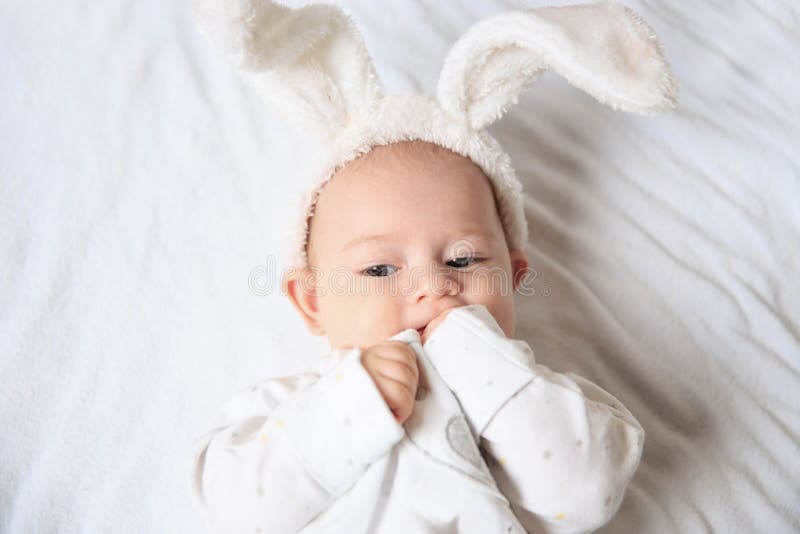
[195,0,678,268]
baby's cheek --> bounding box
[462,267,516,336]
[342,292,404,347]
[363,297,406,340]
[474,298,516,338]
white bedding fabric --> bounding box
[1,1,798,533]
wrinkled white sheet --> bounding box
[1,1,798,532]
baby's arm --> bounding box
[423,305,644,534]
[192,347,405,532]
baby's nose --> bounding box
[409,264,460,302]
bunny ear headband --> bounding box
[195,0,678,268]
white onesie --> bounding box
[192,304,644,533]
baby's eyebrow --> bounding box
[454,230,493,242]
[341,233,393,252]
[447,229,497,249]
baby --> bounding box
[285,139,531,423]
[192,0,677,532]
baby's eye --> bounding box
[362,264,398,277]
[447,256,482,268]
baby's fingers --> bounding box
[373,374,415,423]
[366,343,419,382]
[375,359,418,390]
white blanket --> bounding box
[1,1,798,532]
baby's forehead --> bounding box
[319,159,498,232]
[306,142,506,259]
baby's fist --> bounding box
[361,340,419,424]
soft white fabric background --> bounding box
[1,0,798,532]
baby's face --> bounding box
[286,141,528,350]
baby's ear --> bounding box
[195,0,382,140]
[437,1,679,130]
[282,267,325,336]
[509,249,530,292]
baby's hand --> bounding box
[361,340,419,424]
[420,307,456,344]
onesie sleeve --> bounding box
[191,346,405,533]
[422,305,644,534]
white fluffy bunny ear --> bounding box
[195,0,382,140]
[437,0,679,130]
